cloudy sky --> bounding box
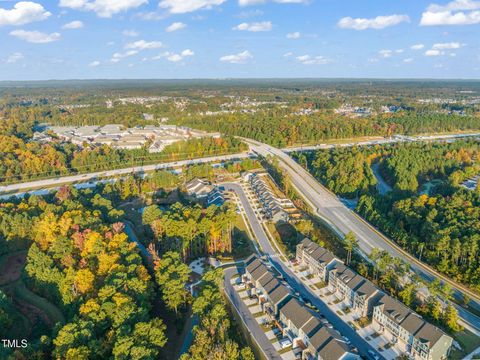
[0,0,479,80]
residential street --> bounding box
[223,267,283,360]
[223,182,384,360]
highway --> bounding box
[0,152,249,194]
[223,182,384,360]
[244,138,480,333]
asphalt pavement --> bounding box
[246,139,480,333]
[223,182,384,360]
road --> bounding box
[0,152,249,194]
[283,132,480,153]
[244,138,480,333]
[223,182,384,360]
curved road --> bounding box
[244,138,480,333]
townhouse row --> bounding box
[296,238,453,360]
[244,172,300,222]
[243,254,359,360]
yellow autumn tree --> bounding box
[75,268,95,295]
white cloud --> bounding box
[420,0,480,26]
[158,0,226,14]
[59,0,147,18]
[220,50,253,64]
[432,41,464,49]
[10,29,60,43]
[122,29,139,37]
[150,49,194,62]
[338,14,410,30]
[167,49,194,62]
[0,1,51,26]
[166,22,186,32]
[62,20,84,29]
[5,52,24,63]
[296,54,331,65]
[233,21,272,31]
[411,43,425,50]
[283,51,293,57]
[239,0,308,5]
[403,58,414,63]
[125,40,163,50]
[89,60,100,66]
[378,49,393,58]
[425,49,442,56]
[286,31,300,39]
[111,50,138,62]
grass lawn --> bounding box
[12,280,65,325]
[251,311,265,318]
[219,214,255,262]
[278,346,293,355]
[449,329,480,359]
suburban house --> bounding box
[328,263,383,318]
[185,178,214,198]
[296,238,340,282]
[372,294,453,360]
[304,326,359,360]
[279,297,322,349]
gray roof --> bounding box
[301,238,337,265]
[376,294,411,324]
[302,317,322,338]
[246,258,263,274]
[280,298,315,331]
[262,277,281,294]
[413,322,446,346]
[308,327,349,360]
[375,294,449,347]
[268,284,291,306]
[250,264,270,282]
[354,279,380,299]
[258,272,275,288]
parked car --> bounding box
[279,338,292,349]
[367,350,380,360]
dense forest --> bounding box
[0,168,254,359]
[295,140,480,290]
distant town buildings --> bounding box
[44,124,221,153]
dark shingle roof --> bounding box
[279,298,314,330]
[268,284,291,306]
[354,278,380,299]
[250,263,270,282]
[246,258,263,274]
[308,327,349,360]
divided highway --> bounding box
[244,138,480,333]
[0,152,249,194]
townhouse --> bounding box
[328,263,383,318]
[279,297,322,349]
[304,327,359,360]
[242,255,357,360]
[296,238,339,282]
[248,173,290,222]
[373,294,453,360]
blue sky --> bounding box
[0,0,479,80]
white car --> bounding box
[279,338,292,349]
